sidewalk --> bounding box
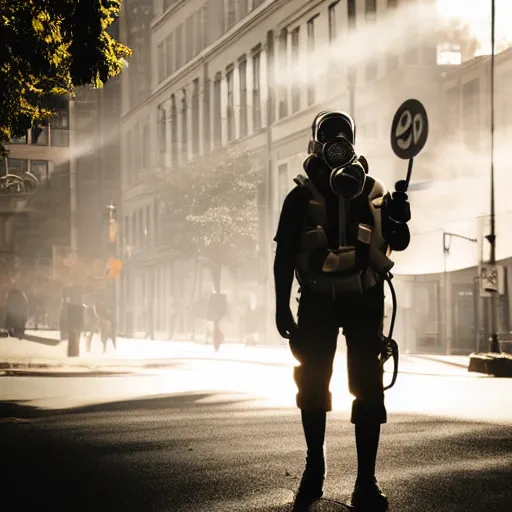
[0,330,295,375]
[0,329,476,377]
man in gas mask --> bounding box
[273,110,411,511]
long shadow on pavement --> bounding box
[22,332,61,346]
[1,393,511,512]
[0,390,259,419]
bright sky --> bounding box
[437,0,512,54]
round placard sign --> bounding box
[390,99,429,159]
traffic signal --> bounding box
[106,258,123,280]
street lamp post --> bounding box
[487,0,502,353]
[106,201,118,339]
[442,231,477,355]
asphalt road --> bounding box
[1,359,512,511]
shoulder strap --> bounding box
[293,173,327,228]
[293,173,324,203]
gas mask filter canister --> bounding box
[323,136,366,200]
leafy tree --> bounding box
[437,18,480,62]
[153,146,262,293]
[0,0,130,153]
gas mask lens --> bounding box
[323,137,356,169]
[329,160,366,200]
[316,116,354,144]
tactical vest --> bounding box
[293,173,395,299]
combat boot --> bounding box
[292,411,327,511]
[350,477,388,511]
[292,454,325,511]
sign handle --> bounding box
[395,157,414,194]
[405,157,414,191]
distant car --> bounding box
[0,328,8,338]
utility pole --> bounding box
[486,0,501,353]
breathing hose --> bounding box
[382,272,399,391]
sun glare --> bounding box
[437,0,512,55]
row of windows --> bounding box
[0,159,49,180]
[156,0,266,86]
[129,0,436,183]
[123,200,159,251]
[9,108,70,147]
[141,49,262,178]
[275,0,426,120]
[155,77,202,167]
[125,121,152,186]
[445,78,482,151]
[225,0,265,31]
[151,1,391,163]
[157,5,207,84]
[125,6,153,110]
[134,1,413,179]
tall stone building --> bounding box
[116,0,447,344]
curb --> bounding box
[468,352,512,377]
[0,353,482,378]
[0,368,147,377]
[173,355,293,368]
[406,355,469,370]
[0,356,293,373]
[0,359,187,376]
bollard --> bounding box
[67,329,80,357]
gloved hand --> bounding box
[276,303,298,340]
[387,180,411,224]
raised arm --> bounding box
[380,180,411,252]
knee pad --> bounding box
[350,398,387,425]
[297,391,332,412]
[293,364,332,388]
[294,365,333,412]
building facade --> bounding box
[117,0,449,344]
[0,102,73,328]
[393,46,512,355]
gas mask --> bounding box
[307,111,367,200]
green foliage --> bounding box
[0,0,131,149]
[154,147,262,267]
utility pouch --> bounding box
[301,271,364,298]
[322,246,357,272]
[369,247,395,275]
[301,227,329,251]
